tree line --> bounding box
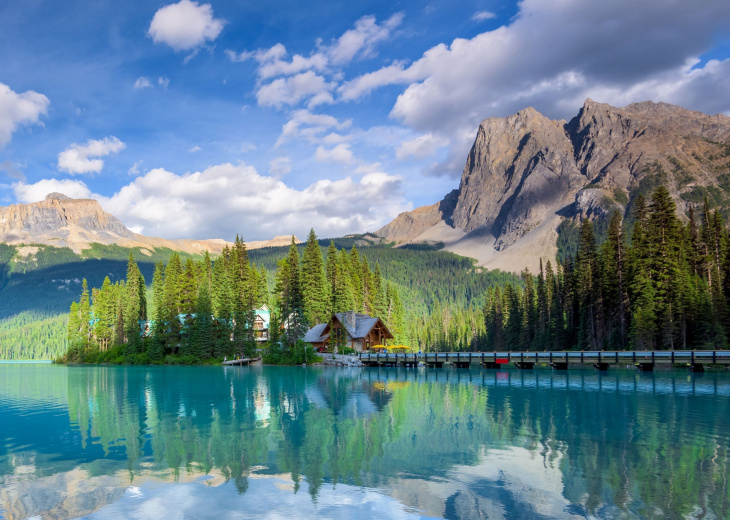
[65,230,405,363]
[483,186,730,351]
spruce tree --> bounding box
[123,252,146,355]
[301,229,329,325]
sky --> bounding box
[1,0,729,241]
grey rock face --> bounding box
[379,99,730,257]
[0,193,134,242]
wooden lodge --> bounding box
[304,311,393,352]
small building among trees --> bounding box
[304,311,393,352]
[253,305,270,342]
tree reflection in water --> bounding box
[0,364,729,519]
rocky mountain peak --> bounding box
[377,99,730,273]
[45,192,73,201]
[0,195,300,256]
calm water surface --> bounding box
[1,364,729,519]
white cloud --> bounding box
[0,83,49,148]
[57,136,126,175]
[128,160,143,176]
[396,133,449,160]
[276,109,351,146]
[15,162,409,240]
[328,13,404,65]
[14,178,94,203]
[472,11,496,21]
[268,156,291,177]
[338,61,422,101]
[227,14,403,109]
[148,0,225,52]
[256,71,335,108]
[315,143,354,164]
[225,43,287,64]
[134,77,153,89]
[158,76,170,88]
[189,145,202,152]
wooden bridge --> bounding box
[358,350,730,372]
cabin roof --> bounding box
[304,311,393,342]
[304,323,329,343]
[334,312,381,339]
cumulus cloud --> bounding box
[14,163,409,240]
[14,178,94,203]
[0,83,49,148]
[57,136,126,175]
[276,109,352,146]
[256,71,335,108]
[189,145,202,152]
[148,0,225,52]
[396,133,449,160]
[134,77,153,89]
[268,156,291,177]
[315,143,354,164]
[158,76,170,88]
[227,14,403,109]
[328,13,404,65]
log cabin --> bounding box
[304,311,393,352]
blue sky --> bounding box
[1,0,729,241]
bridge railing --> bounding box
[358,350,730,365]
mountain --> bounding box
[0,193,297,254]
[377,100,730,272]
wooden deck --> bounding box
[359,350,730,371]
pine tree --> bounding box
[601,211,628,349]
[192,281,214,359]
[123,252,146,355]
[274,236,306,347]
[372,262,387,319]
[301,229,329,325]
[179,258,198,315]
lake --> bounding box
[1,364,729,519]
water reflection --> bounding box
[1,365,729,519]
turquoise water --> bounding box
[1,364,729,519]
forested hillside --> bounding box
[13,184,730,360]
[484,187,730,351]
[0,244,204,359]
[63,231,520,363]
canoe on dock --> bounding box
[222,357,259,366]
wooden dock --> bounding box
[222,357,259,366]
[359,350,730,372]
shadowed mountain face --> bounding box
[377,100,730,272]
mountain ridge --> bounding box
[377,99,730,272]
[0,193,299,255]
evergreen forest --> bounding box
[8,184,730,360]
[63,232,416,364]
[484,186,730,351]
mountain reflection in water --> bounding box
[1,364,729,520]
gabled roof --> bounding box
[304,311,393,343]
[334,312,382,339]
[304,323,329,343]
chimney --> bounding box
[346,310,356,330]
